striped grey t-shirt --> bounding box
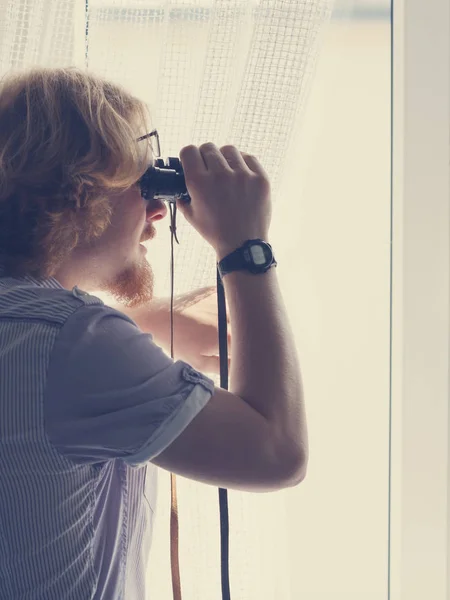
[0,270,215,599]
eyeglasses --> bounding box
[137,129,161,160]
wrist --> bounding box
[215,236,270,262]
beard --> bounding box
[99,252,155,309]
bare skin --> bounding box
[54,186,167,309]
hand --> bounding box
[149,286,232,375]
[177,143,271,254]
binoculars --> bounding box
[137,129,191,205]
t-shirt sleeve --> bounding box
[44,303,215,467]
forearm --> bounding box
[220,265,308,464]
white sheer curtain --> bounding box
[0,1,396,598]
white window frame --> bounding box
[391,0,450,599]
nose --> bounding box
[146,198,168,222]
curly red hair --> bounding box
[0,67,152,278]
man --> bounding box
[0,67,217,599]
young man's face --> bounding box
[55,184,168,308]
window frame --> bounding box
[390,0,450,598]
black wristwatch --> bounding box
[217,239,277,280]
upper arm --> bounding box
[150,385,304,493]
[44,304,216,466]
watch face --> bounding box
[249,244,267,265]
